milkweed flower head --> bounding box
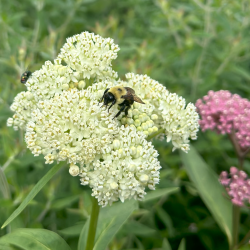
[56,32,119,81]
[196,90,250,151]
[7,31,199,206]
[219,167,250,206]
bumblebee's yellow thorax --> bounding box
[109,86,127,104]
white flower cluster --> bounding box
[25,87,119,166]
[124,73,199,152]
[7,31,199,206]
[79,126,161,207]
[7,91,36,130]
[56,31,119,81]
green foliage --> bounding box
[181,146,232,247]
[1,0,250,249]
[1,163,65,229]
[0,228,71,250]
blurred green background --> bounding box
[1,0,250,249]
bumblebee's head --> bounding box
[103,92,115,105]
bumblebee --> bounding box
[99,86,145,119]
[20,71,32,84]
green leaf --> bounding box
[143,187,179,202]
[0,242,17,250]
[58,223,85,236]
[51,194,80,209]
[162,238,172,250]
[239,245,250,250]
[122,221,155,236]
[231,65,250,80]
[156,207,175,237]
[177,239,185,250]
[78,200,138,250]
[180,145,232,246]
[1,163,64,229]
[0,228,71,250]
[78,218,90,250]
[94,200,138,250]
[0,167,10,199]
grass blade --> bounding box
[1,163,64,229]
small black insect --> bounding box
[99,86,145,119]
[20,71,32,84]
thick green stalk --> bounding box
[85,197,100,250]
[231,205,240,250]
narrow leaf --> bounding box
[58,223,84,236]
[162,238,172,250]
[51,194,80,209]
[143,187,179,202]
[178,239,185,250]
[157,207,175,237]
[0,228,71,250]
[94,200,138,250]
[0,167,10,199]
[78,218,90,250]
[1,163,64,229]
[231,66,250,80]
[180,145,232,246]
[122,221,155,236]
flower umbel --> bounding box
[196,90,250,151]
[219,167,250,206]
[79,126,161,207]
[7,31,199,206]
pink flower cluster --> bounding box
[196,90,250,150]
[219,167,250,206]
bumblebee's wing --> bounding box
[122,87,145,104]
[124,87,135,94]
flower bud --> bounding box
[146,120,153,128]
[130,146,137,155]
[78,80,86,89]
[69,82,75,88]
[26,92,34,100]
[134,119,141,127]
[148,128,154,134]
[132,109,140,116]
[139,174,149,183]
[61,77,67,85]
[58,66,67,76]
[113,139,120,149]
[152,126,158,132]
[151,114,158,120]
[141,122,148,130]
[110,182,118,189]
[137,126,142,131]
[69,163,79,176]
[121,117,127,125]
[128,164,136,172]
[127,118,134,125]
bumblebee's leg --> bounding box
[108,99,116,113]
[113,104,127,119]
[98,88,110,105]
[124,105,131,117]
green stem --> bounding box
[85,197,100,250]
[237,229,250,249]
[231,205,240,250]
[147,128,165,141]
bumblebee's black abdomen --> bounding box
[119,99,134,106]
